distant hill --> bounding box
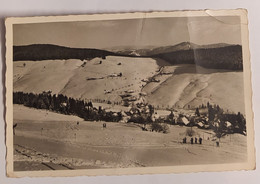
[151,44,243,70]
[117,42,243,70]
[13,42,243,70]
[13,44,119,61]
[116,42,233,56]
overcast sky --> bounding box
[13,16,241,49]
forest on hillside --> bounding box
[13,44,118,61]
[13,44,243,70]
[152,45,243,70]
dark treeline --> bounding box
[14,44,243,71]
[152,45,243,70]
[13,44,120,61]
[13,91,122,122]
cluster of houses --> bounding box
[86,90,237,134]
[110,102,234,133]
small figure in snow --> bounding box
[103,123,106,128]
[183,137,187,144]
[199,137,202,144]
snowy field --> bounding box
[13,105,247,171]
[14,57,245,114]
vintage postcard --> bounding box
[5,9,255,177]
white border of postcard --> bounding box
[5,9,255,177]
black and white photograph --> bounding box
[5,10,255,177]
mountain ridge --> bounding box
[13,42,243,70]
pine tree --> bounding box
[195,107,200,117]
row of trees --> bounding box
[13,91,122,122]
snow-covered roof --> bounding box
[197,122,204,127]
[225,121,232,127]
[182,117,189,125]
